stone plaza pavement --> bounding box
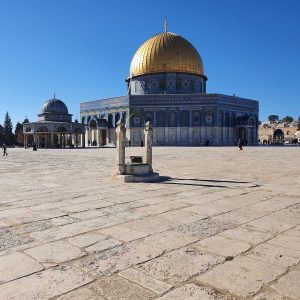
[0,146,299,300]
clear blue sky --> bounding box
[0,0,299,126]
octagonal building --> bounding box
[80,27,259,147]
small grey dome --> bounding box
[42,98,68,114]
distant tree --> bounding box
[3,112,15,146]
[281,116,294,123]
[14,122,24,146]
[0,124,3,144]
[268,115,279,123]
[258,120,262,125]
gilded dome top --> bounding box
[129,32,204,78]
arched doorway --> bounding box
[56,126,68,148]
[89,119,98,146]
[37,126,50,148]
[273,129,284,144]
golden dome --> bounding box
[129,32,204,78]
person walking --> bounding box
[2,143,8,156]
[238,138,243,151]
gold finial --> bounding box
[164,17,168,33]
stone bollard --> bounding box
[115,120,126,175]
[144,121,153,173]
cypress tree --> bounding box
[3,112,15,146]
[14,122,24,146]
[0,124,3,144]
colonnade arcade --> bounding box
[84,112,127,147]
[23,123,85,148]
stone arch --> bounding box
[115,113,120,126]
[56,126,68,133]
[145,112,152,122]
[25,126,32,132]
[108,114,113,128]
[248,117,256,126]
[37,126,49,132]
[89,119,97,129]
[74,127,83,134]
[274,129,284,140]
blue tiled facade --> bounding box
[80,91,259,146]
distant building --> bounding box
[23,96,85,148]
[259,121,299,144]
[80,25,259,147]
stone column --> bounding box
[99,130,103,146]
[37,135,40,148]
[188,111,193,144]
[69,134,72,148]
[51,133,54,148]
[176,111,180,144]
[115,120,126,175]
[97,129,101,147]
[144,121,153,173]
[82,132,85,148]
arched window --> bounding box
[89,119,97,129]
[145,112,152,122]
[115,113,120,126]
[81,116,85,124]
[225,112,230,126]
[108,114,113,128]
[168,112,177,127]
[157,112,165,127]
[180,111,189,127]
[56,126,68,133]
[37,126,49,132]
[193,112,200,126]
[206,111,213,124]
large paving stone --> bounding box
[89,275,155,299]
[246,243,300,267]
[157,283,236,300]
[194,235,251,257]
[24,241,83,264]
[220,227,273,245]
[175,218,234,239]
[196,256,286,298]
[76,240,163,276]
[124,215,175,234]
[0,252,43,283]
[56,287,102,300]
[135,246,223,284]
[0,228,33,251]
[99,224,148,242]
[68,232,107,248]
[267,234,300,251]
[119,268,172,295]
[0,265,93,300]
[272,271,300,299]
[142,229,198,251]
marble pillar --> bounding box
[115,120,126,175]
[144,121,153,173]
